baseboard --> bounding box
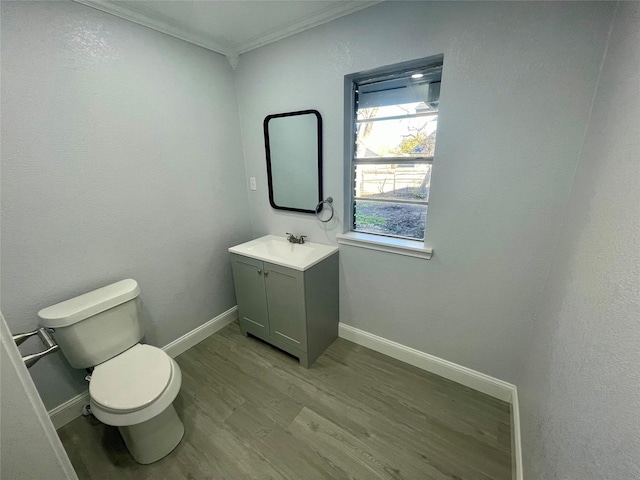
[163,306,238,358]
[49,306,238,430]
[339,323,514,401]
[510,388,523,480]
[338,323,523,479]
[49,391,91,430]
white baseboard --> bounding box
[339,323,514,401]
[510,388,523,480]
[163,306,238,358]
[49,391,91,430]
[338,323,523,480]
[49,306,238,430]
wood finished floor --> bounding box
[58,321,512,480]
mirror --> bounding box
[264,110,322,213]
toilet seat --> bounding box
[90,344,173,412]
[88,344,182,427]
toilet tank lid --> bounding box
[38,279,141,328]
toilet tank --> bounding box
[38,279,144,369]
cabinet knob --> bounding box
[264,271,269,277]
[257,269,262,275]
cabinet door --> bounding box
[264,262,307,351]
[231,255,269,335]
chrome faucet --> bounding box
[286,233,307,244]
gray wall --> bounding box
[1,1,252,409]
[0,314,78,479]
[234,1,614,382]
[517,2,640,478]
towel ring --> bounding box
[315,197,334,223]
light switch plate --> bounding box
[249,177,257,191]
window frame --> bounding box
[342,55,443,249]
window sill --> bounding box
[335,232,433,260]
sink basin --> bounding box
[229,235,338,271]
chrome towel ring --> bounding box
[315,197,334,223]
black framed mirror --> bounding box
[264,109,322,213]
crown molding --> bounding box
[72,0,235,57]
[72,0,382,65]
[234,1,383,55]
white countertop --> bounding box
[229,235,338,271]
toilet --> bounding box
[38,279,184,464]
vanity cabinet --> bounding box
[230,252,338,368]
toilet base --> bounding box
[118,403,184,464]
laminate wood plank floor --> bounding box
[58,321,512,480]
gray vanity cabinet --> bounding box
[230,252,338,368]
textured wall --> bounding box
[1,1,252,409]
[234,1,614,382]
[517,2,640,478]
[0,315,77,479]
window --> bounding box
[345,56,443,241]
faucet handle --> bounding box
[300,235,307,244]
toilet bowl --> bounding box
[38,279,184,464]
[88,344,184,464]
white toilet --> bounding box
[38,279,184,464]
